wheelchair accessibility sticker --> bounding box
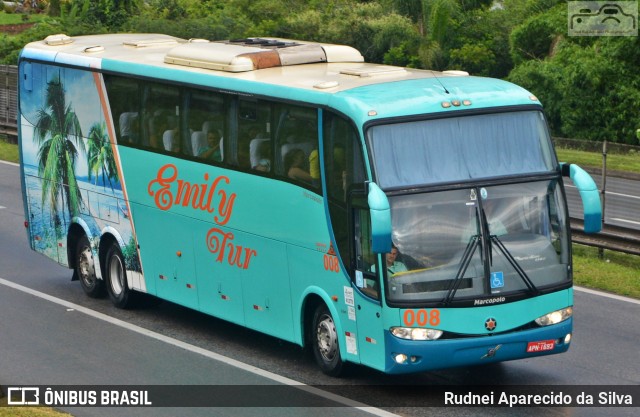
[569,1,638,36]
[491,271,505,290]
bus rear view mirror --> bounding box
[561,163,602,234]
[368,182,392,253]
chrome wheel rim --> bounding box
[316,314,338,362]
[78,246,95,287]
[108,254,124,296]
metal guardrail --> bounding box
[571,218,640,256]
[0,64,18,143]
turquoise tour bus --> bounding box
[18,33,601,375]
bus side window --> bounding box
[236,98,271,170]
[323,111,367,274]
[143,83,182,154]
[104,75,140,146]
[186,89,226,162]
[274,104,318,189]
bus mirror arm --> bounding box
[367,182,392,253]
[561,163,602,234]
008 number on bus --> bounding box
[403,309,441,327]
[323,254,340,273]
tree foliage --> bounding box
[2,0,638,143]
[508,5,640,144]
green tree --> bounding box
[34,75,85,222]
[284,2,418,65]
[509,3,565,65]
[87,121,118,190]
[385,0,460,69]
[509,37,640,144]
[49,0,61,16]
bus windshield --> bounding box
[385,181,570,305]
[368,110,555,189]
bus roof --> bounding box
[21,33,541,125]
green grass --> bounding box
[0,11,48,25]
[0,137,19,163]
[573,245,640,299]
[0,396,71,417]
[556,147,640,174]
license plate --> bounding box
[526,340,555,353]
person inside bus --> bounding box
[371,244,408,276]
[148,114,168,150]
[284,148,314,183]
[385,244,408,275]
[119,112,139,144]
[198,130,222,162]
[308,148,320,182]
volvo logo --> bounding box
[485,317,497,331]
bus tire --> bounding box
[76,235,105,298]
[311,304,344,377]
[105,242,135,309]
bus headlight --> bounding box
[535,307,573,326]
[390,327,443,341]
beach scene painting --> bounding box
[20,63,140,277]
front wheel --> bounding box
[311,304,344,376]
[105,242,136,308]
[75,235,105,298]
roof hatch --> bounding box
[164,37,364,72]
[44,34,73,46]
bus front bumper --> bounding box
[383,318,572,374]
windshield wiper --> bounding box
[490,235,540,295]
[443,235,480,306]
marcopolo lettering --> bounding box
[474,297,506,306]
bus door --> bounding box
[322,110,385,370]
[351,200,386,371]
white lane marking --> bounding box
[0,206,6,210]
[606,191,640,200]
[0,277,397,416]
[0,160,19,167]
[565,184,640,200]
[574,286,640,305]
[610,218,640,226]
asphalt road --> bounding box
[565,173,640,229]
[1,161,639,417]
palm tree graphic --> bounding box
[87,121,117,191]
[34,74,84,224]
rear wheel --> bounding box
[311,304,344,376]
[75,235,105,298]
[105,242,135,308]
